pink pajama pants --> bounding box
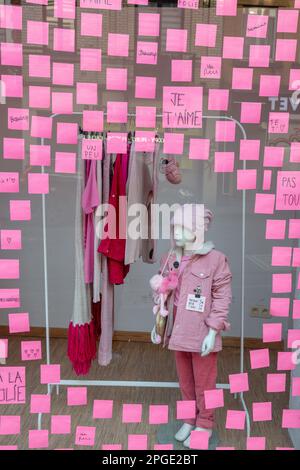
[174,350,218,429]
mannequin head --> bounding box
[173,224,196,248]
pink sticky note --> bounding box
[246,14,269,38]
[216,447,235,451]
[106,68,127,91]
[289,219,300,238]
[80,48,101,71]
[154,444,173,450]
[76,83,98,105]
[102,444,122,450]
[282,410,300,429]
[51,415,71,434]
[295,0,300,7]
[29,430,49,449]
[0,416,20,435]
[0,367,25,404]
[55,152,76,174]
[122,404,143,423]
[107,133,127,154]
[288,329,300,349]
[54,0,75,19]
[53,28,75,52]
[0,172,19,193]
[208,89,229,111]
[28,173,49,195]
[0,230,22,250]
[272,273,291,293]
[138,12,160,36]
[216,0,237,16]
[190,431,209,450]
[0,259,19,279]
[172,60,192,82]
[0,289,20,309]
[0,74,23,98]
[67,387,87,406]
[214,152,234,173]
[176,400,196,420]
[276,171,300,211]
[250,348,270,369]
[241,102,262,124]
[93,400,113,419]
[292,377,300,396]
[272,246,292,267]
[252,402,272,421]
[0,5,22,30]
[275,39,297,62]
[277,9,299,33]
[260,75,281,97]
[30,145,51,166]
[107,33,129,57]
[52,92,73,115]
[164,133,184,155]
[75,426,96,447]
[21,340,42,361]
[247,437,266,451]
[136,41,158,65]
[163,86,202,129]
[82,138,103,161]
[27,21,49,45]
[263,170,272,191]
[267,373,286,393]
[263,323,282,343]
[80,0,121,8]
[254,193,275,215]
[200,56,222,80]
[128,434,148,450]
[239,140,260,161]
[3,138,24,160]
[1,43,23,66]
[204,389,224,409]
[237,169,257,190]
[29,86,50,109]
[7,108,29,131]
[30,394,51,413]
[277,352,296,371]
[31,116,53,139]
[232,68,253,90]
[135,76,156,99]
[263,146,284,167]
[135,131,155,152]
[136,106,156,128]
[289,70,300,91]
[223,36,244,59]
[0,446,18,450]
[226,410,246,430]
[189,138,210,160]
[29,55,50,78]
[215,121,236,142]
[107,101,128,124]
[249,45,270,68]
[81,12,102,37]
[195,23,217,47]
[40,364,60,384]
[82,111,103,132]
[229,373,249,393]
[8,313,30,334]
[10,200,31,221]
[57,123,77,145]
[0,339,8,359]
[292,248,300,267]
[53,62,74,86]
[149,405,168,424]
[166,29,187,52]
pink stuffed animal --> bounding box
[150,270,179,317]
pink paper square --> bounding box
[154,444,173,450]
[215,121,236,142]
[21,340,42,361]
[82,111,103,132]
[75,426,96,447]
[232,68,253,90]
[27,21,49,45]
[225,410,246,430]
[290,142,300,163]
[0,5,22,30]
[216,0,237,16]
[106,68,127,91]
[135,131,155,152]
[176,400,196,420]
[29,55,50,78]
[0,446,18,450]
[81,12,102,37]
[29,86,50,109]
[122,404,143,423]
[80,48,101,71]
[166,29,187,52]
[263,146,284,167]
[289,219,300,238]
[250,348,270,369]
[229,373,249,393]
[107,101,128,124]
[223,36,244,59]
[208,89,229,111]
[252,402,272,421]
[8,313,30,334]
[31,116,53,139]
[135,76,156,99]
[0,259,19,279]
[8,108,29,131]
[3,138,24,160]
[204,389,224,409]
[107,33,129,57]
[52,92,73,115]
[254,193,275,214]
[136,106,156,128]
[249,45,270,68]
[172,60,192,82]
[289,69,300,91]
[0,173,18,194]
[138,13,160,37]
[107,133,127,154]
[0,75,23,98]
[0,230,22,250]
[260,75,281,97]
[28,430,49,449]
[266,220,286,240]
[271,246,292,266]
[195,23,217,47]
[102,444,122,450]
[40,364,61,384]
[55,152,76,174]
[267,373,286,393]
[263,170,272,191]
[287,329,300,348]
[292,377,300,396]
[0,416,20,435]
[190,431,210,450]
[76,83,98,105]
[272,273,291,293]
[282,410,300,429]
[136,41,158,65]
[53,28,75,52]
[52,63,74,86]
[10,201,31,221]
[0,289,20,308]
[81,138,102,161]
[1,43,23,66]
[277,9,299,33]
[277,351,296,371]
[200,56,221,80]
[149,405,168,424]
[247,437,266,451]
[67,387,87,406]
[163,86,203,129]
[263,323,282,343]
[54,0,75,19]
[293,247,300,267]
[164,133,184,155]
[189,138,210,160]
[0,339,8,359]
[246,14,269,38]
[93,400,113,419]
[81,0,121,8]
[57,123,77,145]
[28,173,49,195]
[51,415,71,434]
[128,434,148,450]
[275,39,297,62]
[240,102,261,124]
[214,152,234,172]
[239,139,260,161]
[30,394,51,413]
[237,169,257,190]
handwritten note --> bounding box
[276,171,300,210]
[0,173,19,193]
[163,87,203,129]
[81,138,103,160]
[0,367,25,404]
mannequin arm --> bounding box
[201,328,217,357]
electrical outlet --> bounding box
[250,305,271,319]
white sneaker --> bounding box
[174,423,194,442]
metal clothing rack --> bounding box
[38,112,250,437]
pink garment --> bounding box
[173,255,191,306]
[175,349,218,429]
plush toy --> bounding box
[150,270,179,317]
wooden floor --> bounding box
[0,337,293,450]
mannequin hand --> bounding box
[201,328,217,357]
